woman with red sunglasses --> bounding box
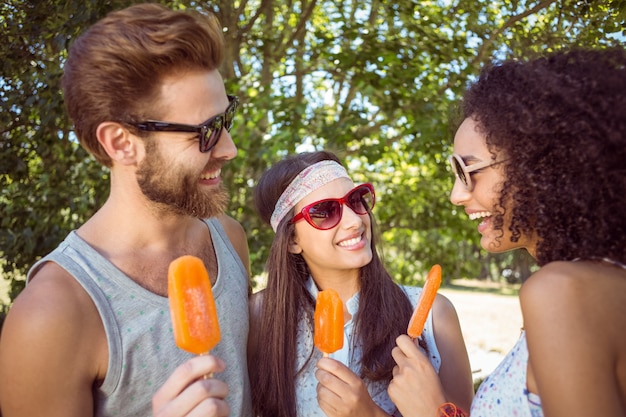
[388,48,626,417]
[248,151,474,417]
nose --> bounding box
[449,177,470,206]
[341,204,365,229]
[211,130,237,160]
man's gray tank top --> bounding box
[27,218,252,417]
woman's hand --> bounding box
[388,335,446,417]
[152,355,230,417]
[316,357,390,417]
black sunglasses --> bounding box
[290,183,375,230]
[129,95,239,153]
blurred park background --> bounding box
[1,0,624,325]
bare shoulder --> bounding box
[432,292,458,322]
[0,261,106,415]
[520,260,626,317]
[430,292,466,346]
[216,211,240,227]
[217,214,250,277]
[3,262,107,364]
[521,262,626,413]
[521,260,626,358]
[216,213,246,242]
[5,262,102,338]
[430,294,474,409]
[430,293,466,354]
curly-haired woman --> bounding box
[388,47,626,417]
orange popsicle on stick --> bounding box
[168,255,221,356]
[314,289,344,357]
[407,264,442,339]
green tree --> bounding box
[1,0,624,316]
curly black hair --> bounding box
[461,47,626,266]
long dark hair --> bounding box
[250,151,414,417]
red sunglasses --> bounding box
[290,183,375,230]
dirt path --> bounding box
[439,285,523,383]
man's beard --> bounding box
[136,140,229,219]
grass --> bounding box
[444,278,520,297]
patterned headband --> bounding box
[270,160,350,232]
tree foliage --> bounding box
[1,0,624,309]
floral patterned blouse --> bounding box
[471,331,543,417]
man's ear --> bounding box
[96,122,141,165]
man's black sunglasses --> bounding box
[129,95,239,153]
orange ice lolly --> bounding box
[168,255,221,355]
[314,289,344,357]
[407,264,442,339]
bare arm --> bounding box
[521,262,626,417]
[431,294,474,411]
[388,294,474,417]
[0,263,106,417]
